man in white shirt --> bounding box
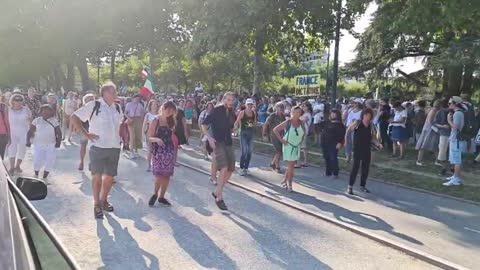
[71,82,123,219]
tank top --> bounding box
[241,110,255,130]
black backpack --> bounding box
[458,103,477,141]
[89,101,121,120]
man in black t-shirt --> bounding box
[202,92,236,211]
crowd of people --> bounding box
[1,84,479,217]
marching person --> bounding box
[263,102,286,173]
[346,108,383,195]
[125,95,145,159]
[202,92,236,211]
[62,91,79,142]
[7,94,31,175]
[26,105,62,182]
[234,98,257,176]
[273,106,306,192]
[148,101,177,207]
[0,95,10,160]
[78,93,96,171]
[343,98,363,163]
[143,100,160,172]
[390,101,408,159]
[299,101,313,167]
[321,109,346,178]
[71,82,123,219]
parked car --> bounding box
[0,164,79,270]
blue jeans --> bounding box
[322,143,339,176]
[240,128,254,169]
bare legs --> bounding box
[214,168,233,201]
[92,173,114,206]
[153,176,170,198]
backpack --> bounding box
[89,101,121,121]
[458,103,476,141]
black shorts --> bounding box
[271,137,283,153]
[89,146,121,177]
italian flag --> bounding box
[139,68,155,98]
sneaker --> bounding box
[445,175,455,181]
[215,199,228,211]
[442,177,462,186]
[244,169,250,175]
[148,195,158,206]
[158,198,172,207]
[238,169,246,176]
[416,161,424,166]
[434,161,443,166]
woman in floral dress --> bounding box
[147,101,177,207]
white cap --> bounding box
[354,98,363,103]
[246,98,254,105]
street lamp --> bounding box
[331,0,342,106]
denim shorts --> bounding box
[449,141,466,165]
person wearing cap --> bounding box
[124,94,145,159]
[443,96,465,186]
[389,101,408,159]
[234,98,257,176]
[343,98,363,163]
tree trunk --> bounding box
[110,50,116,82]
[210,77,215,93]
[77,56,93,92]
[52,63,66,94]
[65,62,75,92]
[446,65,463,97]
[461,64,474,94]
[252,31,264,95]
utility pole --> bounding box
[331,0,342,106]
[325,44,331,96]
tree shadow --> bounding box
[226,212,332,270]
[162,210,237,269]
[96,216,159,270]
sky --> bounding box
[338,4,424,74]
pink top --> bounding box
[0,104,8,135]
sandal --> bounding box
[209,177,218,185]
[78,163,84,171]
[94,206,104,219]
[102,201,114,212]
[281,180,287,188]
[270,163,276,170]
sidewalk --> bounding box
[179,139,480,270]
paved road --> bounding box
[17,140,437,270]
[181,137,480,270]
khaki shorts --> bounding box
[214,143,235,172]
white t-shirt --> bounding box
[346,109,362,127]
[9,106,31,134]
[313,103,325,124]
[64,98,78,116]
[74,98,123,149]
[145,112,157,125]
[32,117,59,145]
[391,109,407,128]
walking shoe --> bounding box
[442,177,462,186]
[238,169,246,176]
[445,175,455,181]
[434,161,443,166]
[215,199,228,211]
[148,195,158,206]
[158,198,172,207]
[102,201,114,212]
[244,169,250,175]
[347,187,354,195]
[78,163,84,171]
[360,187,371,193]
[416,161,424,166]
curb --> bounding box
[190,133,480,206]
[178,160,469,270]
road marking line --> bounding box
[464,227,480,234]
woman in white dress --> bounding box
[7,94,32,175]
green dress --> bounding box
[283,122,304,161]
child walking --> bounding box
[27,105,62,182]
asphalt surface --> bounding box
[181,137,480,270]
[16,140,438,270]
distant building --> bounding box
[300,51,328,65]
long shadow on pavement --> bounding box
[226,212,333,270]
[96,216,159,270]
[162,210,237,270]
[247,174,423,246]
